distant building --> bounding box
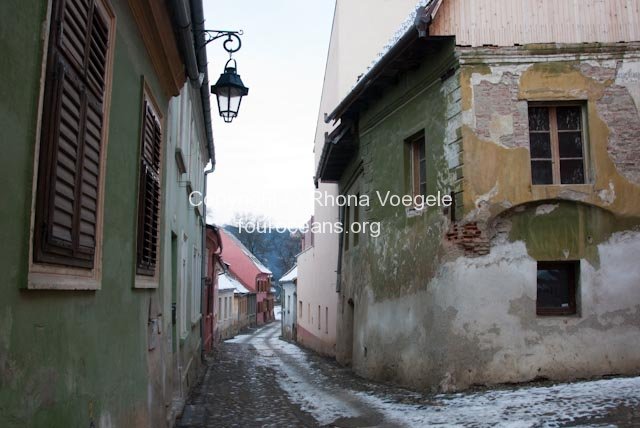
[217,273,237,341]
[233,281,252,334]
[318,0,640,392]
[219,229,274,324]
[280,265,298,341]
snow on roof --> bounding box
[279,265,297,283]
[327,0,437,123]
[223,230,272,275]
[356,0,432,89]
[218,273,251,294]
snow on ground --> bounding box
[226,324,363,424]
[229,323,640,427]
[355,377,640,427]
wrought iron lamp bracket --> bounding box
[200,29,243,56]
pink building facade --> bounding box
[219,229,274,325]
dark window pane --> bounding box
[537,262,577,315]
[531,160,553,184]
[556,106,581,131]
[560,159,585,184]
[558,131,584,158]
[529,132,551,158]
[419,158,426,187]
[528,107,549,131]
[537,267,571,308]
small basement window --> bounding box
[536,261,578,316]
[528,104,586,185]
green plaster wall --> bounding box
[504,201,640,267]
[339,39,458,301]
[0,0,171,426]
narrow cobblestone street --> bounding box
[176,320,640,428]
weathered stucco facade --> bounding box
[0,0,213,426]
[326,5,640,392]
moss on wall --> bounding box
[338,40,458,301]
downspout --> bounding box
[336,204,345,293]
[200,165,214,361]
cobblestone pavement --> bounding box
[176,321,640,427]
[175,324,318,428]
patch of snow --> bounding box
[246,327,360,425]
[279,265,297,283]
[351,0,431,92]
[218,273,250,294]
[237,324,640,427]
[354,377,640,427]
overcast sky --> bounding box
[203,0,335,227]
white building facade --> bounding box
[280,266,298,341]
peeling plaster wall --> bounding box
[460,43,640,220]
[337,42,640,392]
[353,229,640,392]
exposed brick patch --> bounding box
[596,84,640,184]
[473,72,529,149]
[577,61,618,83]
[445,222,490,257]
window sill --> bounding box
[28,271,100,290]
[134,276,158,289]
[531,183,594,200]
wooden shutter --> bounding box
[34,0,110,268]
[136,101,162,276]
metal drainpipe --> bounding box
[200,165,214,361]
[336,204,345,293]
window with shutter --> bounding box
[34,0,113,269]
[136,97,163,277]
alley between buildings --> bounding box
[176,317,640,428]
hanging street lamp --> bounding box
[211,59,249,123]
[201,29,248,123]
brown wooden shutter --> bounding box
[34,0,110,268]
[136,101,162,276]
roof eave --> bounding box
[325,0,443,124]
